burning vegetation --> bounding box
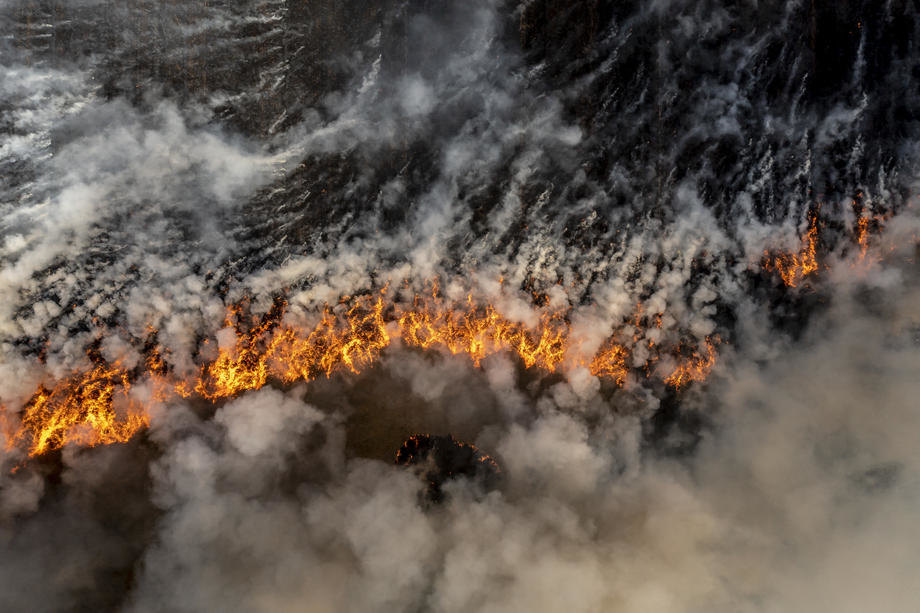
[762,212,821,288]
[5,363,149,457]
[4,202,900,461]
[663,337,719,390]
[759,204,896,287]
[0,281,727,460]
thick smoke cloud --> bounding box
[80,250,920,612]
[1,0,919,611]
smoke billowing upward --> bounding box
[1,1,919,611]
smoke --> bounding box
[5,241,919,611]
[2,0,920,611]
[11,245,913,612]
[121,245,920,613]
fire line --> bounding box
[2,285,718,458]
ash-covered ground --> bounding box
[2,1,920,611]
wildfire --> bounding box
[589,340,629,385]
[763,213,820,287]
[6,363,149,456]
[663,337,719,390]
[193,293,392,400]
[852,205,890,265]
[856,215,871,259]
[398,291,568,371]
[2,284,721,458]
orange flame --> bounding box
[589,340,629,386]
[398,292,568,371]
[663,337,719,390]
[763,213,820,287]
[856,215,871,260]
[194,294,392,400]
[8,363,149,456]
[852,204,890,265]
[3,285,721,458]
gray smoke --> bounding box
[17,244,913,612]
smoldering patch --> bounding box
[395,433,501,504]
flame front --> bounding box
[589,340,629,385]
[3,205,870,459]
[2,285,722,458]
[5,363,150,456]
[398,291,568,371]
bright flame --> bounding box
[194,294,392,400]
[763,213,820,287]
[3,285,721,458]
[8,363,149,456]
[852,204,890,266]
[397,290,568,371]
[663,337,719,390]
[589,340,629,385]
[856,215,871,260]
